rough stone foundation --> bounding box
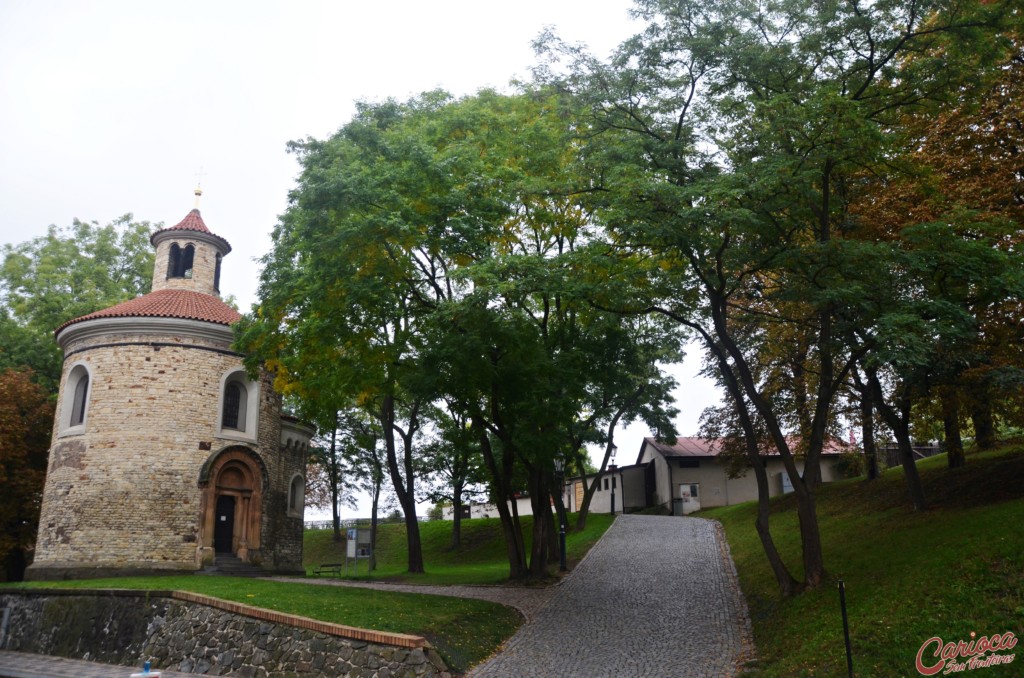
[0,589,450,677]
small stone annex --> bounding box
[27,194,314,580]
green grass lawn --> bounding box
[702,443,1024,677]
[20,575,519,672]
[304,512,615,585]
[21,511,614,672]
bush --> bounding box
[835,450,865,478]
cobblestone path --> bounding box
[468,514,754,678]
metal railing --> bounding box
[304,516,424,530]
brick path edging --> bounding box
[170,590,428,648]
[711,520,757,668]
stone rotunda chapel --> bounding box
[28,198,314,580]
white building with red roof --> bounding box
[635,436,852,514]
[28,199,314,579]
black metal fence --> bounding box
[880,444,942,469]
[303,516,423,530]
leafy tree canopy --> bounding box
[1,215,155,390]
[0,368,53,581]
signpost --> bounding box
[345,528,373,576]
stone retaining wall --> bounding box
[0,589,450,677]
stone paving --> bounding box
[0,650,200,677]
[468,514,754,678]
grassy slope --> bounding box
[702,444,1024,677]
[304,512,615,585]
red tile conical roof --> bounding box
[149,208,231,252]
[56,289,242,335]
[168,208,211,233]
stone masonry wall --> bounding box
[0,589,450,677]
[260,432,307,571]
[152,236,223,297]
[33,324,295,576]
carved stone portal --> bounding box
[198,446,265,565]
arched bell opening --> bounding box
[198,446,266,565]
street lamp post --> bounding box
[609,443,618,516]
[554,457,567,572]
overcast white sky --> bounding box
[0,1,720,515]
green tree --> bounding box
[848,27,1024,462]
[561,312,680,531]
[0,368,53,581]
[418,399,487,549]
[239,88,681,580]
[236,91,489,574]
[540,0,1006,593]
[1,215,155,390]
[304,413,359,543]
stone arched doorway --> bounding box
[198,446,266,565]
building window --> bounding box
[168,243,195,278]
[218,369,259,441]
[221,381,247,430]
[60,363,92,436]
[70,373,89,426]
[214,253,222,291]
[168,243,180,278]
[603,477,609,490]
[288,474,304,517]
[679,458,700,468]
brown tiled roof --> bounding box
[171,208,211,233]
[56,289,242,334]
[640,436,848,462]
[150,209,232,252]
[642,437,719,459]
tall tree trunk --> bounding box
[705,332,801,595]
[867,372,927,510]
[853,370,880,480]
[795,489,825,588]
[573,456,606,532]
[380,395,424,573]
[941,386,965,468]
[329,423,343,542]
[369,471,381,571]
[573,392,638,532]
[474,418,527,579]
[709,296,828,590]
[527,467,550,578]
[451,479,464,549]
[969,380,997,450]
[752,453,800,596]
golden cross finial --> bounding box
[194,167,207,208]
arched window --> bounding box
[214,253,222,291]
[168,243,196,278]
[167,243,181,278]
[222,381,247,430]
[60,363,92,435]
[181,244,195,278]
[70,373,89,426]
[288,474,305,516]
[218,369,259,441]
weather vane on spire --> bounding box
[194,166,207,208]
